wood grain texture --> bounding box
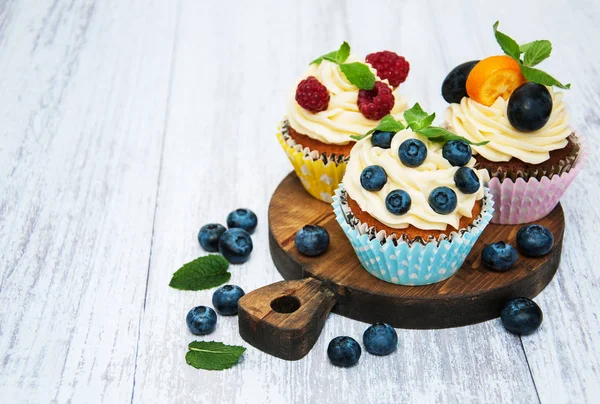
[0,0,598,403]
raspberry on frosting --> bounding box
[357,81,395,120]
[366,51,410,88]
[295,76,330,113]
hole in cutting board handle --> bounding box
[270,295,301,313]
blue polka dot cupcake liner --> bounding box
[332,186,495,286]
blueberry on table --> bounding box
[482,241,518,272]
[501,297,543,335]
[507,83,553,132]
[295,225,330,256]
[516,224,554,257]
[186,306,217,335]
[441,60,480,104]
[212,285,245,316]
[428,187,457,214]
[327,336,361,367]
[218,228,253,264]
[454,167,480,194]
[398,139,427,167]
[360,165,387,191]
[443,140,472,167]
[371,130,395,149]
[197,223,227,252]
[363,323,398,356]
[226,208,258,234]
[385,189,411,215]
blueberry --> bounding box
[327,336,361,367]
[516,224,554,257]
[501,297,543,335]
[186,306,217,335]
[507,83,553,132]
[398,139,427,167]
[226,208,258,234]
[441,60,480,104]
[454,167,480,194]
[197,223,227,252]
[212,285,245,316]
[295,225,330,256]
[360,165,387,191]
[218,228,253,264]
[385,190,411,215]
[443,140,472,167]
[371,131,395,149]
[428,187,457,214]
[482,241,518,272]
[363,323,398,356]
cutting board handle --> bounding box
[237,278,336,361]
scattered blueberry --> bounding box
[454,167,480,194]
[363,323,398,356]
[516,224,554,257]
[212,285,245,316]
[198,223,227,252]
[443,140,472,167]
[295,225,330,256]
[385,190,411,215]
[501,297,543,335]
[398,138,427,167]
[227,208,258,234]
[482,242,518,272]
[441,60,480,104]
[327,336,361,367]
[428,187,457,214]
[186,306,217,335]
[371,131,395,149]
[360,165,387,191]
[218,228,253,264]
[507,83,553,132]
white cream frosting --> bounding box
[444,89,571,164]
[343,129,489,231]
[286,56,408,145]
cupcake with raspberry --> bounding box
[278,42,410,202]
[442,22,587,224]
[333,104,494,286]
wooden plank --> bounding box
[0,0,178,402]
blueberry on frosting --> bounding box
[360,165,387,191]
[442,140,472,167]
[371,131,395,149]
[428,187,457,214]
[385,190,411,215]
[398,139,427,167]
[454,167,480,194]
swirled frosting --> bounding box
[343,129,489,231]
[286,56,408,145]
[444,89,571,164]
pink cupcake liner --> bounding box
[488,133,588,224]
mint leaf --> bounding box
[339,63,376,90]
[311,42,350,65]
[403,103,435,131]
[523,40,552,66]
[416,127,490,146]
[350,114,405,140]
[520,65,570,89]
[186,341,246,371]
[519,41,534,53]
[169,255,230,291]
[493,21,521,61]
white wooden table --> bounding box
[1,1,599,403]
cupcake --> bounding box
[442,22,587,224]
[333,104,494,286]
[278,42,410,203]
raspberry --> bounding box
[357,81,395,120]
[295,76,330,113]
[366,51,410,88]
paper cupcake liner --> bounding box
[332,186,495,286]
[488,133,588,224]
[276,121,348,203]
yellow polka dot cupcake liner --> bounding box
[276,123,347,203]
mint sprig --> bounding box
[403,103,436,131]
[169,255,231,291]
[311,41,350,65]
[310,41,376,90]
[186,341,246,371]
[350,115,405,140]
[493,21,570,89]
[416,126,489,146]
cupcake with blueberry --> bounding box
[442,22,587,224]
[278,42,410,203]
[333,103,494,286]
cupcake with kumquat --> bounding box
[442,22,587,224]
[333,103,494,286]
[278,42,410,203]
